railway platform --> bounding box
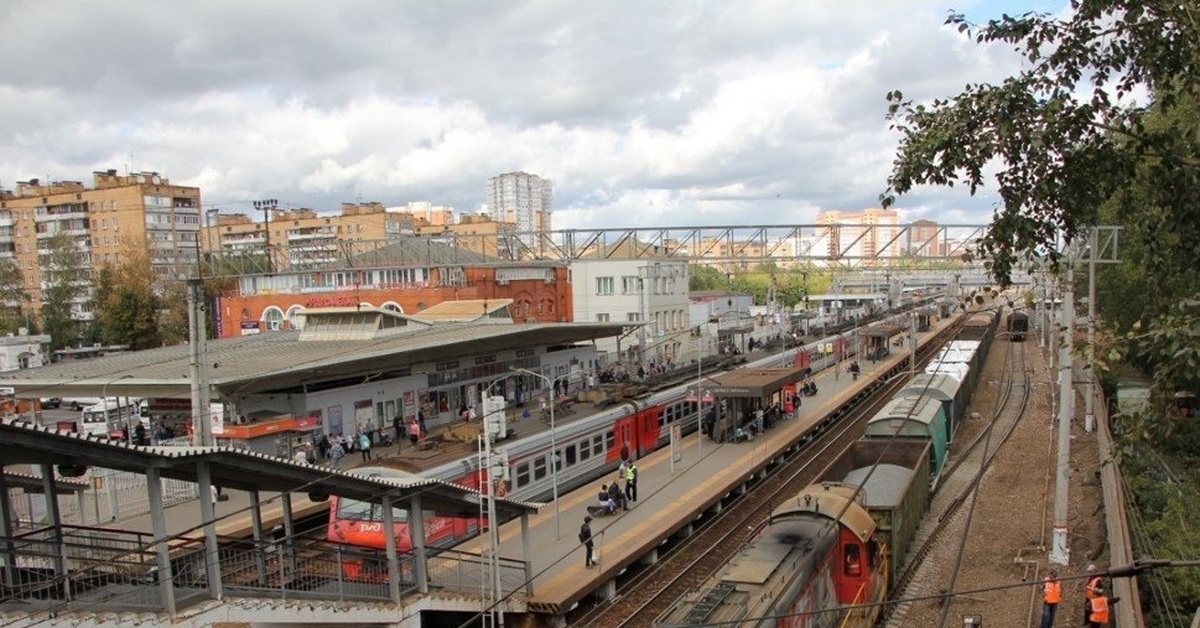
[444,315,958,624]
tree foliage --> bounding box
[0,258,28,335]
[39,232,90,351]
[91,237,163,350]
[883,1,1200,286]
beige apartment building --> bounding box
[202,202,526,268]
[817,208,900,263]
[0,170,202,320]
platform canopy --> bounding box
[704,367,807,399]
[860,325,905,339]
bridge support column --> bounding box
[710,502,723,515]
[638,548,659,566]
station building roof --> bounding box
[0,319,629,400]
[0,418,538,518]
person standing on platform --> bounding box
[407,419,421,449]
[1038,569,1061,628]
[579,516,595,567]
[392,414,403,449]
[418,410,428,437]
[358,431,372,462]
[624,460,639,503]
[1086,587,1119,627]
[620,442,630,463]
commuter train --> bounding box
[327,306,938,555]
[655,311,997,627]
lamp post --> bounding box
[510,366,567,539]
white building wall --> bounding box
[569,259,689,359]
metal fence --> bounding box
[1,524,528,615]
[7,466,198,528]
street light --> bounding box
[509,366,567,539]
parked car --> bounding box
[40,398,62,409]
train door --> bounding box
[613,415,637,462]
[793,350,811,371]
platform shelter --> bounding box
[703,366,808,442]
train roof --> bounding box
[925,362,969,382]
[868,395,944,429]
[899,373,963,403]
[769,483,875,543]
[841,464,916,509]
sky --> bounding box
[0,1,1065,230]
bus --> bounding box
[79,398,148,440]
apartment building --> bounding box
[0,170,202,320]
[203,202,417,269]
[485,172,552,247]
[816,208,900,264]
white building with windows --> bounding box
[569,259,689,361]
[485,171,552,247]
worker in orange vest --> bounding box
[1083,563,1103,625]
[1086,586,1120,627]
[1038,569,1061,628]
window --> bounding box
[564,443,577,466]
[627,312,642,323]
[596,313,610,322]
[622,276,641,294]
[533,457,547,481]
[515,463,530,488]
[596,276,614,295]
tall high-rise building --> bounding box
[0,170,202,320]
[816,208,900,264]
[485,172,552,247]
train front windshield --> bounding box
[335,497,409,523]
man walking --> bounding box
[579,516,595,567]
[624,460,639,503]
[1038,570,1060,628]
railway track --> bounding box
[883,336,1031,627]
[569,321,965,627]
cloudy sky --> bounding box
[0,0,1062,230]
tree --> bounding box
[39,232,90,351]
[90,237,162,350]
[0,258,28,335]
[882,2,1200,286]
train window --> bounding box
[533,457,547,481]
[843,544,862,577]
[579,439,592,461]
[515,463,530,488]
[564,443,577,466]
[604,432,614,452]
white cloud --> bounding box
[0,0,1058,227]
